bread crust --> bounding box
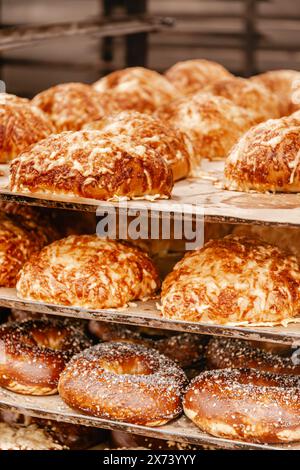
[161,235,300,324]
[0,319,91,395]
[224,117,300,192]
[165,59,233,95]
[251,69,300,116]
[31,82,115,131]
[10,130,173,200]
[183,368,300,443]
[16,235,160,309]
[205,76,280,122]
[84,111,191,181]
[206,337,300,375]
[58,342,186,426]
[156,93,254,169]
[93,67,179,114]
[0,101,54,162]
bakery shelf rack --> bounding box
[0,387,298,451]
[1,161,300,227]
[0,17,172,53]
[0,288,300,347]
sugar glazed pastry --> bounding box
[93,67,179,114]
[16,235,160,309]
[0,212,57,287]
[160,235,300,325]
[206,337,300,375]
[156,93,254,170]
[0,319,91,395]
[10,130,173,200]
[31,82,116,132]
[205,76,280,122]
[58,342,187,426]
[0,100,54,162]
[84,111,192,181]
[183,368,300,443]
[224,116,300,192]
[165,59,233,95]
[251,69,300,116]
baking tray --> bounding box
[1,288,300,346]
[1,161,300,227]
[0,387,297,450]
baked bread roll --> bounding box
[160,235,300,325]
[84,111,192,181]
[93,67,179,114]
[156,93,254,170]
[31,82,115,132]
[0,101,54,162]
[0,93,29,105]
[205,76,280,122]
[251,69,300,116]
[165,59,233,95]
[0,212,57,287]
[16,235,160,309]
[224,116,300,192]
[0,423,66,450]
[10,130,173,200]
[231,224,300,259]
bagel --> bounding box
[88,321,206,368]
[205,337,300,375]
[58,342,187,426]
[183,368,300,443]
[0,319,92,395]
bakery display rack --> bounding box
[0,5,299,452]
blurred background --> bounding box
[0,0,299,96]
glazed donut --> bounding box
[88,321,206,368]
[205,337,300,375]
[58,342,187,426]
[183,368,300,443]
[0,319,92,395]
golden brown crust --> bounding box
[160,235,300,325]
[88,320,205,368]
[0,319,91,395]
[206,337,300,375]
[84,111,191,181]
[165,59,233,95]
[0,93,29,105]
[183,368,300,443]
[93,67,179,114]
[224,117,300,193]
[10,130,173,200]
[58,342,187,426]
[156,93,254,169]
[0,101,54,163]
[0,212,57,288]
[251,69,300,116]
[16,235,160,309]
[205,76,280,122]
[31,82,115,132]
[231,224,300,259]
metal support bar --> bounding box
[0,16,170,52]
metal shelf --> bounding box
[0,16,172,52]
[0,388,296,450]
[1,288,300,346]
[2,161,300,227]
